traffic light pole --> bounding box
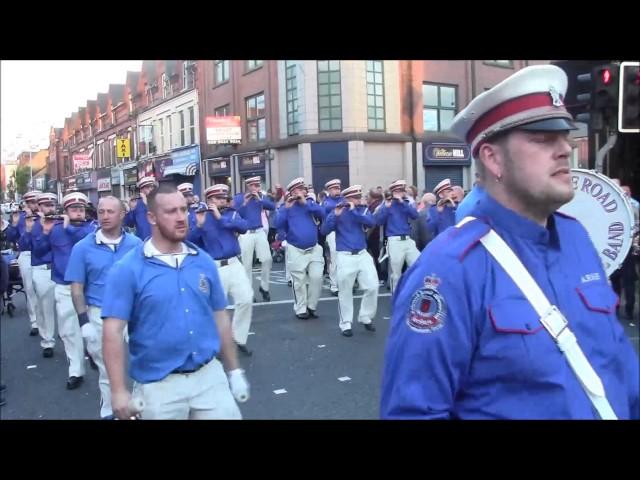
[595,131,617,174]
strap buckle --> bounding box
[539,305,569,341]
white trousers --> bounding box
[283,242,291,282]
[387,236,420,294]
[132,358,242,420]
[31,265,56,349]
[238,229,272,293]
[216,257,253,345]
[336,250,379,331]
[287,244,325,315]
[87,306,113,418]
[54,284,86,378]
[326,232,338,292]
[16,252,38,329]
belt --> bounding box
[291,244,316,254]
[340,249,364,255]
[216,255,241,267]
[247,228,262,233]
[33,263,52,270]
[390,235,408,240]
[171,356,213,375]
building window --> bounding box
[166,116,173,149]
[317,60,342,132]
[246,60,263,71]
[146,87,153,105]
[159,119,165,152]
[188,106,195,145]
[246,93,266,142]
[366,60,385,131]
[484,60,514,68]
[112,110,116,125]
[215,105,230,117]
[422,83,457,132]
[162,73,171,99]
[128,93,134,114]
[111,139,117,165]
[179,111,185,146]
[285,61,299,136]
[215,60,230,85]
[183,61,195,90]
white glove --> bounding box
[81,322,99,344]
[228,368,250,403]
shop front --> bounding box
[75,171,98,204]
[206,157,232,190]
[235,151,268,193]
[423,141,471,192]
[159,145,202,197]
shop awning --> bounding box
[163,161,198,177]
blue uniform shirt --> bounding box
[188,208,247,260]
[322,195,344,215]
[381,193,640,420]
[101,240,228,384]
[19,220,52,266]
[455,184,487,223]
[232,193,275,230]
[275,204,288,241]
[426,204,456,237]
[374,199,419,237]
[5,212,27,244]
[124,200,151,240]
[64,229,142,307]
[32,220,96,284]
[275,199,325,250]
[188,202,207,232]
[320,205,375,252]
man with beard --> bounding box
[32,192,96,389]
[65,196,142,418]
[102,184,249,420]
[381,65,639,420]
[178,182,206,233]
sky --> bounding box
[1,60,142,163]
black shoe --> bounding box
[331,290,339,297]
[259,287,271,302]
[342,329,353,337]
[307,308,318,318]
[237,344,253,357]
[66,376,84,390]
[296,312,310,320]
[29,327,39,336]
[364,323,376,332]
[0,397,6,407]
[0,384,6,392]
[287,280,292,287]
[43,348,54,358]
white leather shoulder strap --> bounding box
[458,217,617,420]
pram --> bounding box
[2,250,25,317]
[270,239,285,263]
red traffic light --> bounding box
[602,68,612,85]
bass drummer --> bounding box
[381,65,639,420]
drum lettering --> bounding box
[590,183,603,197]
[571,175,579,190]
[608,221,624,245]
[581,177,593,193]
[602,199,618,213]
[602,248,618,261]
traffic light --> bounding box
[592,64,619,111]
[618,61,640,133]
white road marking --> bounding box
[317,345,326,348]
[252,292,391,307]
[273,389,287,395]
[27,365,37,369]
[248,332,256,336]
[338,376,351,382]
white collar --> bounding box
[96,229,123,245]
[143,239,195,257]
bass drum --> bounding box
[558,169,635,277]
